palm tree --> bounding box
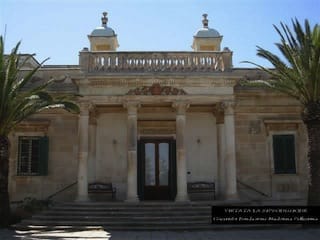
[244,19,320,205]
[0,36,79,226]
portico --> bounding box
[75,94,238,202]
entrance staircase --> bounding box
[15,201,220,231]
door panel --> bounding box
[138,138,176,200]
[145,143,156,186]
[159,143,169,186]
[169,139,177,200]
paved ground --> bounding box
[1,227,320,240]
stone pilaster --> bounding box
[88,108,97,182]
[173,101,190,202]
[215,106,226,199]
[222,101,238,200]
[124,101,140,202]
[76,102,90,201]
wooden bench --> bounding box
[88,182,116,200]
[187,182,215,200]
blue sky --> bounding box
[0,0,319,67]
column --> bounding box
[222,101,238,200]
[124,101,140,202]
[216,108,226,199]
[76,102,90,201]
[173,101,189,202]
[88,112,97,182]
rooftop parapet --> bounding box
[79,50,232,74]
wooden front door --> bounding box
[138,138,176,200]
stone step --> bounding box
[31,215,210,221]
[14,201,218,231]
[54,203,212,209]
[14,224,223,231]
[15,223,297,232]
[40,210,209,216]
[50,205,210,211]
[59,201,212,205]
[19,219,210,227]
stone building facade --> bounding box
[8,13,308,203]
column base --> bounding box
[175,194,190,202]
[125,196,139,202]
[225,192,239,201]
[75,195,89,202]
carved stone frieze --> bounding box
[126,83,187,96]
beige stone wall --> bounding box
[9,112,78,202]
[8,63,310,203]
[185,113,217,183]
[95,112,128,200]
[235,89,309,200]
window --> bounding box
[17,136,49,176]
[272,134,296,174]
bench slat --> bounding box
[88,182,116,200]
[187,182,215,200]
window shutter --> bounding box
[284,135,296,173]
[38,136,49,176]
[273,135,296,174]
[17,137,22,175]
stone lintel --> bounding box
[15,120,51,133]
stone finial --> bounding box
[202,13,209,28]
[101,12,108,27]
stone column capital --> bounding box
[89,105,98,125]
[123,101,141,115]
[79,101,94,116]
[214,103,225,124]
[220,100,236,115]
[172,101,190,115]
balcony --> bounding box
[79,51,232,74]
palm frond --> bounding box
[0,36,79,135]
[243,19,320,106]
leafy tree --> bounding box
[244,19,320,205]
[0,36,79,226]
